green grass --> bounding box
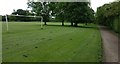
[2,22,102,62]
[0,22,2,63]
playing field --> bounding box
[2,22,102,62]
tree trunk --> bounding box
[43,15,48,25]
[44,21,47,25]
[74,22,78,27]
[85,22,87,25]
[62,21,64,26]
[71,21,73,26]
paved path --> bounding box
[99,26,119,62]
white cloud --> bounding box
[0,0,28,15]
[0,0,115,15]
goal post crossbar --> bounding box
[9,15,42,18]
[5,14,43,31]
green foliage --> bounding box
[2,15,41,22]
[27,2,50,25]
[12,9,30,15]
[5,9,41,22]
[27,2,43,16]
[27,2,95,26]
[96,1,120,34]
[50,2,95,26]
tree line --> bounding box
[27,2,95,27]
[2,2,95,27]
[96,1,120,34]
[2,9,41,21]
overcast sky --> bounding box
[0,0,115,15]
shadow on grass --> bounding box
[46,24,71,27]
[79,26,99,30]
[46,24,99,30]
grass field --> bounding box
[0,22,2,63]
[2,22,102,62]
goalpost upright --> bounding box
[40,16,43,29]
[5,14,9,31]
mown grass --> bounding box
[2,22,102,62]
[0,21,2,63]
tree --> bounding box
[63,2,94,26]
[49,2,95,27]
[96,1,120,33]
[48,2,67,26]
[12,9,29,15]
[27,2,95,27]
[27,2,50,25]
[54,2,67,26]
[96,1,120,26]
[10,9,41,21]
[11,9,31,21]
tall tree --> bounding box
[27,2,95,27]
[27,2,50,25]
[96,1,120,33]
[63,2,94,26]
[49,2,94,26]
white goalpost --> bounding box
[5,15,9,31]
[5,15,43,31]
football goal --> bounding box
[5,15,43,31]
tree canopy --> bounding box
[96,1,120,25]
[12,9,30,15]
[96,1,120,33]
[27,2,95,26]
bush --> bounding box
[96,1,120,35]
